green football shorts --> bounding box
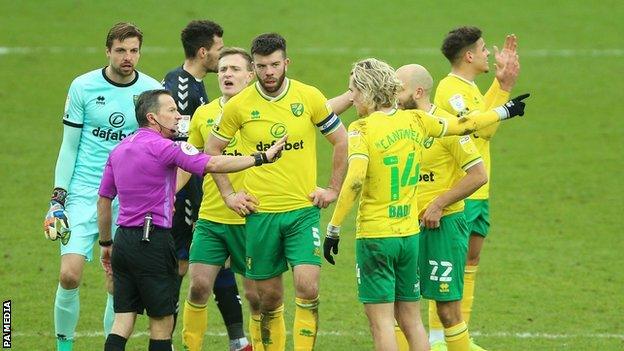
[419,212,469,301]
[245,206,321,280]
[464,199,490,237]
[355,234,421,304]
[189,219,246,275]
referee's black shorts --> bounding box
[111,226,178,317]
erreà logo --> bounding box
[270,123,287,138]
[290,103,304,117]
[251,110,260,119]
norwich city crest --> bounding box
[290,103,304,117]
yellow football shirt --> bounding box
[347,109,446,239]
[188,97,245,224]
[211,78,341,212]
[417,105,482,217]
[434,74,509,199]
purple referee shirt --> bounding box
[99,128,210,228]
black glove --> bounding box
[501,93,530,118]
[323,237,340,265]
[324,224,341,265]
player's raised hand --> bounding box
[494,34,518,64]
[323,224,341,265]
[309,186,339,208]
[494,34,520,91]
[225,190,259,217]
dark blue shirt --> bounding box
[162,66,209,141]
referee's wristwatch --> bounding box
[252,152,269,166]
[99,239,113,247]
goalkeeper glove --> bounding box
[323,224,340,265]
[44,188,71,245]
[494,93,530,119]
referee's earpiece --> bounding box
[149,114,176,134]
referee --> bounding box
[97,89,285,351]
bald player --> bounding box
[395,64,487,351]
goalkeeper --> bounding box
[43,22,161,351]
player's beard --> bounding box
[111,63,135,78]
[259,69,286,93]
[400,96,418,110]
[205,57,219,74]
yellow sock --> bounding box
[444,321,469,351]
[461,265,478,325]
[249,314,264,351]
[261,304,285,351]
[394,322,409,351]
[182,299,208,351]
[429,299,444,329]
[293,297,319,351]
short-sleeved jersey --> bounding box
[211,78,340,212]
[188,97,245,224]
[62,68,161,190]
[99,128,210,228]
[434,74,497,199]
[162,66,209,141]
[417,105,482,217]
[347,109,447,239]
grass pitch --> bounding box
[1,0,623,350]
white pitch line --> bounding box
[12,330,624,340]
[0,46,623,57]
[470,331,624,340]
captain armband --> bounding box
[316,113,342,135]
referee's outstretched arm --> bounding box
[203,135,288,173]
